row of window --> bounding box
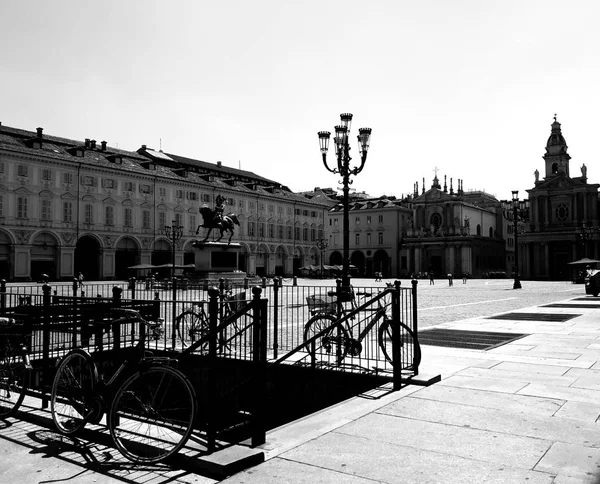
[355,232,385,245]
[8,163,324,219]
[330,215,385,226]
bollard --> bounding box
[293,276,297,287]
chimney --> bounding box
[85,138,90,148]
[101,140,107,151]
[217,161,222,167]
[90,139,96,149]
[36,127,43,138]
[141,144,147,150]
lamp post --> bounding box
[164,220,184,281]
[576,222,594,258]
[318,113,372,294]
[316,237,329,279]
[501,191,529,289]
[164,220,184,348]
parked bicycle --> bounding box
[0,317,32,418]
[50,308,197,464]
[303,287,420,368]
[175,290,248,352]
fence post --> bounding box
[171,277,177,350]
[411,278,419,375]
[392,280,402,390]
[293,276,297,287]
[41,283,51,408]
[244,277,249,289]
[0,279,6,312]
[272,278,279,358]
[112,286,123,351]
[72,279,80,348]
[206,286,220,453]
[129,277,136,300]
[251,286,266,447]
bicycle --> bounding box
[175,290,248,352]
[0,317,32,418]
[303,287,421,368]
[50,309,197,464]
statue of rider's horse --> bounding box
[197,207,240,243]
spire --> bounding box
[543,115,570,177]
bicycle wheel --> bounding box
[378,319,422,369]
[176,311,207,348]
[109,365,197,464]
[51,349,98,435]
[0,346,28,418]
[303,314,350,363]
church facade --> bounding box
[520,118,600,280]
[401,175,506,278]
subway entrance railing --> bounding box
[0,278,421,456]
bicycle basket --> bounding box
[306,295,336,314]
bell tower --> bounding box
[543,115,570,178]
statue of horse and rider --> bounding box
[196,194,240,243]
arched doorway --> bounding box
[75,235,101,281]
[152,239,171,279]
[31,233,59,281]
[116,237,140,280]
[329,251,343,265]
[351,251,366,277]
[275,246,286,276]
[0,231,11,280]
[373,249,389,277]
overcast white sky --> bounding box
[1,1,599,202]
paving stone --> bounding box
[492,361,572,375]
[439,374,530,393]
[379,395,600,447]
[518,383,600,404]
[334,412,551,469]
[221,456,375,484]
[410,383,564,415]
[553,401,600,423]
[535,442,600,480]
[277,431,554,484]
[456,366,579,387]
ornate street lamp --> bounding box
[576,222,594,258]
[164,219,184,348]
[318,113,372,295]
[316,237,329,279]
[164,220,184,280]
[501,191,529,289]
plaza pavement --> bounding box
[1,279,600,483]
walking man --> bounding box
[429,271,435,285]
[77,271,84,288]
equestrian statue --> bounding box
[196,194,240,243]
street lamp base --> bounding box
[513,279,522,289]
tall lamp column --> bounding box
[501,191,529,290]
[164,220,184,348]
[316,237,329,279]
[318,113,372,295]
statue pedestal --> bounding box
[188,241,246,282]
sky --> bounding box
[2,0,600,203]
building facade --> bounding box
[402,175,506,278]
[0,123,334,281]
[521,117,600,280]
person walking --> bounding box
[462,272,468,284]
[448,273,453,286]
[77,272,84,288]
[429,271,435,285]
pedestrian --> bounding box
[429,272,435,285]
[77,271,84,288]
[448,273,453,286]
